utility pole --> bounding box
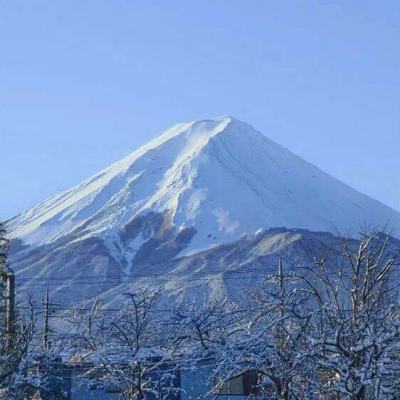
[268,256,298,300]
[267,257,298,347]
[276,257,285,347]
[42,288,59,351]
[43,289,50,351]
[3,271,15,348]
[1,270,15,350]
[278,256,284,294]
[0,222,15,349]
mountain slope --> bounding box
[9,117,400,248]
[7,116,400,303]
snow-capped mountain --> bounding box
[9,117,400,247]
[7,116,400,303]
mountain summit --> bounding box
[9,117,400,251]
[10,117,400,250]
[8,117,400,304]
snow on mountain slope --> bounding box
[7,116,400,306]
[9,116,400,255]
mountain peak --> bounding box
[8,118,400,252]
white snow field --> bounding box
[9,116,400,253]
[7,117,400,306]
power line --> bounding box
[14,263,400,285]
[15,274,400,288]
[15,265,379,281]
[15,268,300,282]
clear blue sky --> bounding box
[1,1,399,219]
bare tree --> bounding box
[0,222,35,398]
[171,298,244,354]
[209,259,314,400]
[169,297,250,398]
[69,287,181,400]
[0,317,35,397]
[302,229,400,400]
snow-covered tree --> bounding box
[69,287,181,400]
[169,298,250,398]
[171,298,244,355]
[0,222,34,397]
[207,259,315,399]
[1,222,68,399]
[13,350,69,400]
[302,229,400,400]
[0,320,34,398]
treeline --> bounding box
[1,227,400,399]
